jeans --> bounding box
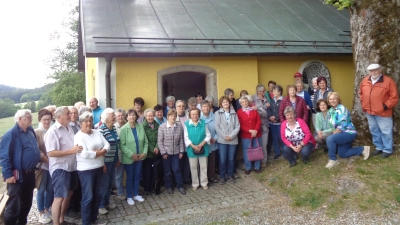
[207,151,216,179]
[4,170,35,225]
[261,124,269,162]
[282,142,313,164]
[115,163,125,195]
[218,143,236,179]
[100,162,116,208]
[270,124,283,156]
[326,132,363,160]
[78,167,104,225]
[125,161,142,198]
[241,138,261,170]
[366,113,393,153]
[37,170,53,212]
[162,154,183,189]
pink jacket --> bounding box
[280,118,316,147]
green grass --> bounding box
[242,211,251,217]
[0,112,39,136]
[256,147,400,217]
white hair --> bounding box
[68,106,78,112]
[100,108,115,123]
[79,111,93,124]
[256,84,266,92]
[165,96,175,102]
[311,77,318,82]
[143,108,155,117]
[45,105,56,110]
[14,109,31,123]
[55,106,68,119]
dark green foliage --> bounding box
[0,98,20,118]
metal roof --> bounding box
[80,0,352,57]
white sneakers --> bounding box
[38,213,52,224]
[362,146,370,160]
[98,208,108,215]
[325,159,339,169]
[127,198,135,205]
[133,195,145,202]
[127,196,144,205]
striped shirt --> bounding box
[99,123,120,163]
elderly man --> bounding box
[45,106,83,225]
[69,106,80,134]
[360,64,399,158]
[294,72,309,91]
[0,109,41,225]
[175,100,191,185]
[74,101,85,110]
[89,97,103,125]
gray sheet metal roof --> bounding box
[80,0,352,57]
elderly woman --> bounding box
[154,104,167,125]
[253,84,270,168]
[200,100,218,183]
[236,90,248,110]
[309,77,320,129]
[267,85,284,160]
[114,108,127,200]
[74,111,109,225]
[195,92,204,109]
[215,96,240,183]
[35,109,54,224]
[313,76,334,110]
[314,99,334,151]
[141,108,160,195]
[237,96,262,175]
[98,108,119,215]
[133,97,145,124]
[163,96,175,117]
[325,92,370,168]
[295,81,313,114]
[205,96,219,113]
[120,109,148,205]
[158,109,186,195]
[224,88,237,111]
[279,85,308,123]
[280,107,316,167]
[184,108,211,191]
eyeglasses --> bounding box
[22,116,33,120]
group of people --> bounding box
[0,64,397,225]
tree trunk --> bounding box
[350,0,400,147]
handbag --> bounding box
[193,146,204,155]
[34,162,44,189]
[247,139,264,161]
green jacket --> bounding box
[119,123,149,164]
[141,119,159,158]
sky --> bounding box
[0,1,76,89]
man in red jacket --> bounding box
[359,64,399,158]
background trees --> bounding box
[325,0,400,146]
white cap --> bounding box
[367,64,380,71]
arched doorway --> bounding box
[299,60,332,88]
[162,72,206,103]
[157,65,217,104]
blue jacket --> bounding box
[0,123,39,183]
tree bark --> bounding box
[350,0,400,146]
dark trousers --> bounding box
[142,158,155,192]
[207,151,216,179]
[68,171,82,212]
[4,170,35,225]
[267,128,273,154]
[180,152,191,183]
[78,167,104,225]
[163,154,183,189]
[282,143,314,164]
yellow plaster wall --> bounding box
[115,57,259,110]
[85,58,98,98]
[257,56,355,109]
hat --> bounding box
[294,72,302,77]
[367,64,380,71]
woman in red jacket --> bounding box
[237,96,262,175]
[279,85,308,122]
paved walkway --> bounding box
[24,170,271,224]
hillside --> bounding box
[0,83,54,103]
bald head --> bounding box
[89,97,98,110]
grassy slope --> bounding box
[0,112,39,136]
[255,148,400,217]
